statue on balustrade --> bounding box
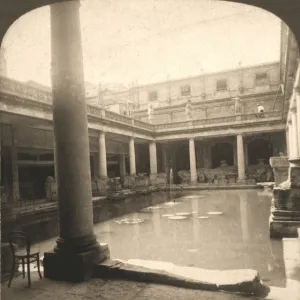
[148,104,154,124]
[234,96,241,114]
[185,99,192,120]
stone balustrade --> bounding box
[0,75,52,104]
[0,75,283,135]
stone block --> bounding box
[246,179,256,184]
[269,157,289,186]
[96,178,108,195]
[289,166,300,189]
[43,243,110,282]
[228,178,236,184]
[149,174,158,185]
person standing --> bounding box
[257,103,265,117]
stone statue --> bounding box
[185,99,192,120]
[148,104,154,124]
[234,96,241,114]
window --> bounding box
[216,79,227,91]
[148,91,158,101]
[255,72,268,86]
[180,84,191,96]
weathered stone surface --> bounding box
[94,258,268,296]
[270,156,289,186]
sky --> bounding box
[1,0,281,88]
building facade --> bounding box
[1,22,296,203]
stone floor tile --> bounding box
[133,283,251,300]
[66,278,107,295]
[97,279,147,300]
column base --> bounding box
[236,179,247,184]
[96,177,108,195]
[269,207,300,238]
[43,242,109,282]
[124,175,136,188]
[189,181,198,186]
[150,173,158,185]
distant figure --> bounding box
[257,104,265,117]
[234,96,241,114]
[185,99,192,120]
[148,104,154,123]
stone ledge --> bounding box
[93,258,270,297]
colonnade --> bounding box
[93,133,247,184]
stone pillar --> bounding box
[98,132,107,178]
[291,108,299,157]
[149,141,158,184]
[119,153,126,178]
[237,134,246,183]
[270,158,300,238]
[269,156,289,187]
[189,138,197,184]
[296,91,300,156]
[11,126,19,201]
[161,144,167,173]
[286,128,290,157]
[44,1,109,283]
[129,137,136,176]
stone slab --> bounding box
[269,215,300,238]
[93,258,269,296]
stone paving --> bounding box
[1,271,255,300]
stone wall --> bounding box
[132,62,280,109]
[1,124,128,155]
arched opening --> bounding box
[247,139,273,165]
[211,142,233,168]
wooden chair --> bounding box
[8,231,42,287]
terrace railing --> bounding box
[0,75,283,134]
[154,111,282,132]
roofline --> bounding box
[132,61,280,91]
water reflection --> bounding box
[93,190,287,288]
[239,191,250,242]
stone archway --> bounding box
[247,139,273,165]
[211,142,234,168]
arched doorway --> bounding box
[247,139,273,165]
[211,142,233,168]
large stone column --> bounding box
[189,138,197,184]
[149,141,158,184]
[291,108,299,157]
[96,132,108,194]
[161,144,167,173]
[129,137,136,175]
[98,132,107,178]
[44,1,108,282]
[119,153,126,178]
[237,134,246,183]
[296,91,300,156]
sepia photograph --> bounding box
[0,0,300,299]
